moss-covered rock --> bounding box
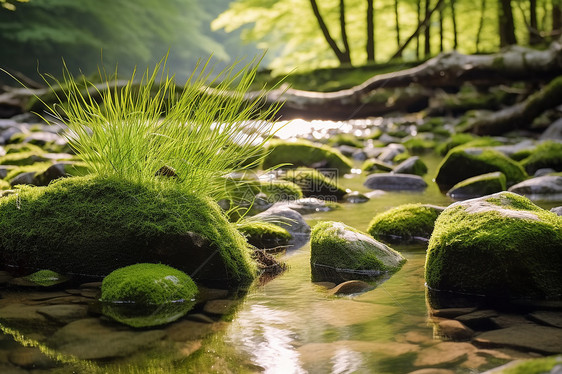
[435,147,527,191]
[22,269,69,287]
[484,355,562,374]
[402,136,436,154]
[520,141,562,175]
[262,139,353,174]
[326,133,363,148]
[425,191,562,299]
[236,220,291,249]
[0,151,49,166]
[436,133,477,156]
[361,158,394,173]
[311,221,406,282]
[100,263,198,327]
[392,156,428,176]
[367,204,444,243]
[282,168,347,200]
[101,263,197,305]
[446,171,507,200]
[0,175,257,288]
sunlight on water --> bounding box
[272,118,385,140]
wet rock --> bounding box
[414,342,476,367]
[253,204,310,241]
[0,271,13,285]
[435,147,527,191]
[535,168,556,176]
[520,141,562,175]
[279,198,338,214]
[36,305,88,325]
[540,118,562,140]
[8,347,56,369]
[0,304,48,327]
[425,192,562,300]
[165,320,227,342]
[32,163,69,186]
[0,364,28,374]
[362,158,394,173]
[430,307,477,319]
[363,173,427,191]
[22,132,65,147]
[337,145,360,157]
[310,221,405,282]
[50,318,166,359]
[236,220,291,249]
[473,324,562,354]
[282,168,347,200]
[327,280,374,295]
[447,172,506,200]
[508,175,562,196]
[489,313,534,329]
[313,281,337,289]
[392,156,428,176]
[528,311,562,328]
[343,191,369,203]
[435,319,474,341]
[186,313,215,324]
[203,299,238,315]
[364,190,386,199]
[407,369,454,374]
[378,143,406,162]
[197,287,229,301]
[10,171,35,186]
[454,310,499,330]
[550,206,562,215]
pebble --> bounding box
[473,324,562,354]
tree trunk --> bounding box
[391,0,445,60]
[366,0,375,62]
[450,0,458,49]
[309,0,350,65]
[439,6,444,52]
[475,0,486,52]
[416,0,421,59]
[529,0,541,45]
[339,0,352,64]
[394,0,401,57]
[424,0,431,57]
[498,0,517,47]
[256,40,562,120]
[471,76,562,135]
[553,0,562,33]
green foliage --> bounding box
[101,263,197,305]
[520,141,562,174]
[44,58,280,200]
[262,139,353,174]
[367,203,442,243]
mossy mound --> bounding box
[236,220,291,249]
[520,141,562,175]
[0,175,257,287]
[447,171,507,200]
[311,221,406,282]
[426,192,562,299]
[101,263,197,305]
[23,269,68,287]
[281,168,347,200]
[367,204,443,243]
[262,139,353,174]
[435,147,527,191]
[224,178,303,205]
[402,137,436,154]
[361,158,393,173]
[326,133,363,148]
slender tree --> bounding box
[439,5,444,52]
[424,0,431,57]
[553,0,562,34]
[366,0,375,61]
[416,0,421,59]
[450,0,458,49]
[339,0,352,64]
[394,0,401,56]
[498,0,517,47]
[529,0,541,44]
[309,0,351,65]
[475,0,486,52]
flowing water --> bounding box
[0,120,560,373]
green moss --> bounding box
[311,221,406,272]
[367,128,383,140]
[361,159,393,173]
[0,175,257,287]
[23,269,67,287]
[236,220,291,248]
[258,179,303,202]
[447,171,507,199]
[102,299,197,328]
[521,141,562,175]
[426,192,562,299]
[392,151,411,163]
[435,147,527,191]
[101,263,197,305]
[223,178,303,208]
[262,139,353,174]
[282,168,347,200]
[368,204,442,243]
[5,162,52,181]
[402,137,436,154]
[4,143,45,155]
[326,133,363,148]
[0,179,11,190]
[436,133,476,155]
[394,156,428,176]
[497,355,562,374]
[0,151,49,166]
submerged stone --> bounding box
[0,175,257,288]
[435,147,527,191]
[363,173,427,191]
[426,191,562,299]
[368,203,444,243]
[310,221,405,282]
[508,175,562,196]
[447,172,507,200]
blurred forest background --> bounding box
[0,0,561,86]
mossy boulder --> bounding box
[426,191,562,299]
[0,175,257,288]
[484,355,562,374]
[446,171,507,200]
[311,221,406,282]
[236,220,291,249]
[101,263,197,304]
[367,204,444,243]
[508,175,562,196]
[282,168,347,200]
[262,139,353,174]
[435,147,527,191]
[100,263,198,327]
[392,156,428,176]
[22,269,69,287]
[361,158,393,173]
[0,151,50,166]
[520,141,562,175]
